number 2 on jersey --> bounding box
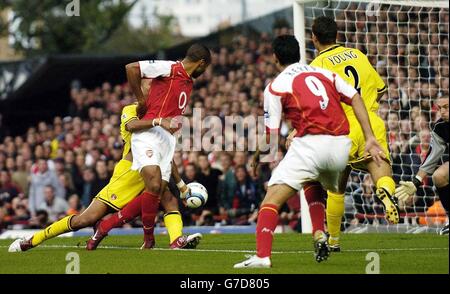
[305,76,330,110]
[344,65,361,95]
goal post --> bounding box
[293,0,449,233]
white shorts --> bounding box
[131,126,176,182]
[268,135,351,192]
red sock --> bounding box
[141,191,160,243]
[98,193,144,234]
[304,182,326,234]
[256,204,279,258]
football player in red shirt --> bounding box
[234,35,385,268]
[88,44,211,249]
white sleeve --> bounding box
[333,73,358,99]
[138,60,174,78]
[263,84,282,131]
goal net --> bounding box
[294,0,449,233]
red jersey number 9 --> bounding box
[304,76,330,110]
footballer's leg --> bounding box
[86,192,145,250]
[160,187,202,249]
[326,166,351,252]
[367,113,399,224]
[87,158,146,250]
[139,165,162,249]
[234,184,296,268]
[160,185,183,245]
[9,199,110,252]
[303,182,329,262]
[432,162,449,235]
[325,115,364,253]
[367,160,399,224]
[90,166,162,250]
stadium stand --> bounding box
[0,4,448,233]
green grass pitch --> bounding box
[0,233,448,274]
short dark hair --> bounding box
[186,43,211,64]
[312,16,338,45]
[45,184,55,191]
[272,35,300,66]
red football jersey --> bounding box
[264,64,357,137]
[138,60,193,120]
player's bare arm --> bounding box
[126,62,147,117]
[285,129,297,149]
[171,161,190,202]
[125,117,176,134]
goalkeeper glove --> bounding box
[395,176,422,203]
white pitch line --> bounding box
[0,244,448,254]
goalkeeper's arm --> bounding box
[395,130,446,202]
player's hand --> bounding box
[179,184,191,200]
[159,117,179,134]
[136,102,147,119]
[364,136,386,167]
[395,181,417,203]
[285,129,297,150]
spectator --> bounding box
[0,206,8,231]
[0,6,448,228]
[80,168,96,207]
[0,170,21,203]
[218,152,236,213]
[182,163,197,184]
[28,159,65,216]
[196,153,222,214]
[415,129,432,161]
[92,160,110,197]
[353,174,385,224]
[195,154,223,225]
[37,185,69,222]
[28,210,49,229]
[227,165,259,225]
[11,155,29,194]
[67,194,82,215]
[58,174,77,199]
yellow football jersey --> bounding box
[120,104,138,158]
[95,159,144,210]
[310,45,387,115]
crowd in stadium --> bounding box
[0,5,448,231]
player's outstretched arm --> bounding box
[126,62,146,117]
[125,118,152,132]
[351,93,385,166]
[395,131,445,202]
[125,117,176,133]
[395,169,427,203]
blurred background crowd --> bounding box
[0,4,448,232]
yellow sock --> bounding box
[326,191,344,245]
[376,176,396,196]
[31,215,75,247]
[163,211,183,244]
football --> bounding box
[186,182,208,209]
